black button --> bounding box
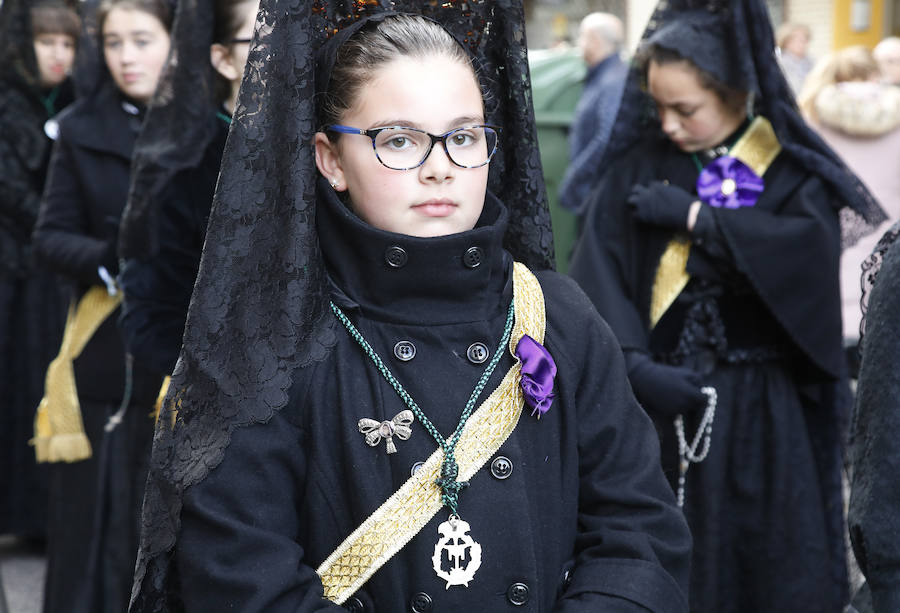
[385,245,408,268]
[466,342,489,364]
[490,455,513,480]
[393,340,416,361]
[410,461,425,477]
[344,596,364,612]
[507,582,530,606]
[410,591,433,613]
[462,246,483,269]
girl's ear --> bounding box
[210,43,240,81]
[314,132,346,190]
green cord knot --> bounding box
[435,457,469,514]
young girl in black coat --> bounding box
[130,8,692,613]
[32,0,171,610]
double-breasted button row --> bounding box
[490,455,513,480]
[343,596,364,612]
[390,340,491,365]
[383,246,485,270]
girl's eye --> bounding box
[384,135,415,150]
[104,40,121,50]
[135,38,151,48]
[449,132,476,147]
[677,107,697,118]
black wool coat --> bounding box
[119,116,229,376]
[172,189,693,613]
[850,238,900,613]
[33,82,159,403]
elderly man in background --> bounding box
[558,12,627,215]
[874,37,900,86]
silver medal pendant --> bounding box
[431,515,482,589]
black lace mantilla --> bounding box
[600,0,885,248]
[130,2,551,611]
[859,220,900,343]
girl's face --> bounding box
[33,33,76,88]
[102,7,171,104]
[315,54,490,238]
[647,59,747,153]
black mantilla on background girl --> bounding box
[569,0,885,611]
[118,0,261,377]
[130,3,692,612]
[0,0,79,542]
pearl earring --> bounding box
[330,179,338,189]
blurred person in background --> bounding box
[118,0,261,379]
[873,37,900,86]
[799,46,900,375]
[0,0,78,543]
[776,21,813,96]
[31,0,171,610]
[558,12,627,215]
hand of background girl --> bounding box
[628,181,696,230]
[624,349,708,417]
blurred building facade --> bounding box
[524,0,899,55]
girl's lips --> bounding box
[122,73,142,83]
[413,200,457,217]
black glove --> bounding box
[624,350,707,417]
[627,181,695,230]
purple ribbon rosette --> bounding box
[696,156,764,209]
[515,334,557,418]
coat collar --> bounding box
[56,81,143,159]
[317,177,511,325]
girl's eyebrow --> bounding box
[103,30,158,38]
[369,115,486,131]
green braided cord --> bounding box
[330,300,515,515]
[41,85,60,117]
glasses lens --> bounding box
[446,126,498,168]
[373,128,432,170]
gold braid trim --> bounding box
[32,286,122,463]
[649,116,782,328]
[317,262,546,604]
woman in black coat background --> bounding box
[0,0,78,541]
[31,0,171,610]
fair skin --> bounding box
[874,37,900,85]
[33,33,76,88]
[647,59,747,153]
[314,54,489,238]
[102,7,171,104]
[209,0,259,113]
[782,29,810,58]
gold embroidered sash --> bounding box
[32,286,122,463]
[649,116,782,328]
[317,262,546,604]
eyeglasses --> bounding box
[229,37,252,44]
[325,124,501,171]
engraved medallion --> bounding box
[431,516,482,589]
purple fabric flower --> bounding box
[515,334,557,417]
[696,155,764,209]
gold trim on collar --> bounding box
[317,262,546,604]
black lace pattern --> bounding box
[600,0,885,248]
[130,2,552,611]
[859,220,900,343]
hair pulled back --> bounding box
[31,1,81,39]
[320,14,477,135]
[638,43,748,115]
[97,0,173,34]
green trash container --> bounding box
[528,48,585,274]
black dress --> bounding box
[569,134,847,613]
[0,76,71,539]
[849,237,900,613]
[32,82,162,613]
[169,185,693,613]
[119,114,229,375]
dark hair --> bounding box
[97,0,174,34]
[31,2,81,40]
[638,43,747,114]
[320,14,478,137]
[211,0,256,103]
